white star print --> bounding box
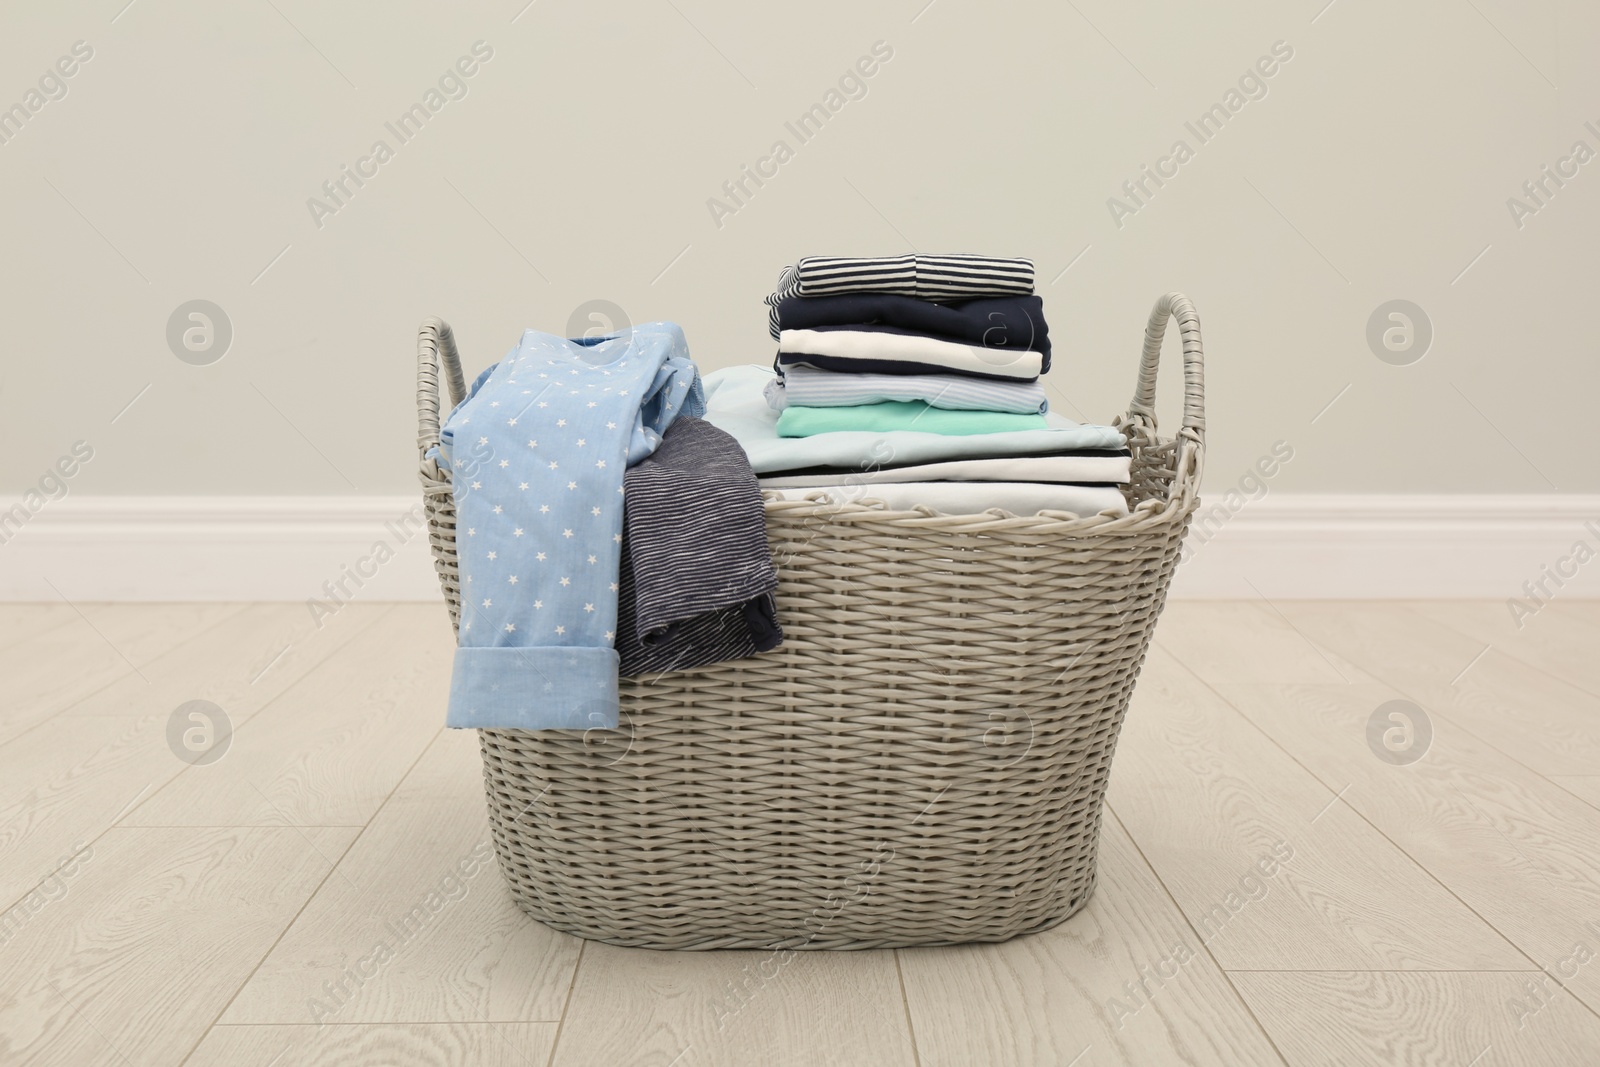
[482,598,492,608]
[557,419,567,427]
[596,460,606,469]
[527,440,538,448]
[604,630,614,640]
[587,555,597,564]
[508,575,519,584]
[478,437,488,445]
[613,534,622,543]
[548,461,559,470]
[534,600,543,609]
[568,481,577,490]
[471,481,482,490]
[504,622,516,633]
[590,506,601,516]
[555,625,566,635]
[487,551,497,561]
[519,482,529,490]
[584,603,595,612]
[467,528,476,536]
[507,418,517,426]
[577,438,586,447]
[536,552,546,561]
[609,582,619,592]
[563,529,573,538]
[492,505,503,514]
[539,505,550,514]
[559,577,571,586]
[538,402,547,408]
[499,460,509,468]
[606,421,616,429]
[513,528,524,537]
[588,401,597,408]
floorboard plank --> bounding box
[1219,681,1600,1017]
[1109,648,1523,970]
[0,605,387,909]
[1408,598,1600,697]
[550,942,917,1067]
[185,1023,558,1066]
[220,730,582,1025]
[125,606,450,827]
[1153,601,1376,685]
[1273,602,1600,776]
[0,603,245,746]
[58,601,388,720]
[0,826,357,1067]
[1547,777,1600,813]
[1231,970,1600,1067]
[899,817,1284,1067]
[0,604,76,651]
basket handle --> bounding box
[1128,292,1204,443]
[417,318,468,468]
[1121,293,1205,500]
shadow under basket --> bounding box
[415,292,1206,950]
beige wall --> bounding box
[1,0,1591,498]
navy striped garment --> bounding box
[763,254,1035,339]
[616,417,781,676]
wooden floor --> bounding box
[2,599,1598,1066]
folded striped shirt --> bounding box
[764,254,1035,338]
[779,326,1044,380]
[617,417,782,676]
[764,364,1049,415]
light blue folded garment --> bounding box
[765,364,1050,415]
[433,323,704,731]
[704,365,1122,474]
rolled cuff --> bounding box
[447,645,619,730]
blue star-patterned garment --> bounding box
[432,323,704,730]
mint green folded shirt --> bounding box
[776,401,1049,437]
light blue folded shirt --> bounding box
[433,324,703,730]
[704,365,1122,473]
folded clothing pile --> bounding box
[749,254,1128,517]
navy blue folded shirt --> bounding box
[776,293,1051,369]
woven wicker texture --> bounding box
[415,292,1205,949]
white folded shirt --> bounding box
[758,453,1129,487]
[763,481,1129,518]
[778,328,1044,380]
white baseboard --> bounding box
[1171,493,1600,599]
[2,494,1597,602]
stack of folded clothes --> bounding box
[736,253,1130,517]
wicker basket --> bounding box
[415,292,1205,950]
